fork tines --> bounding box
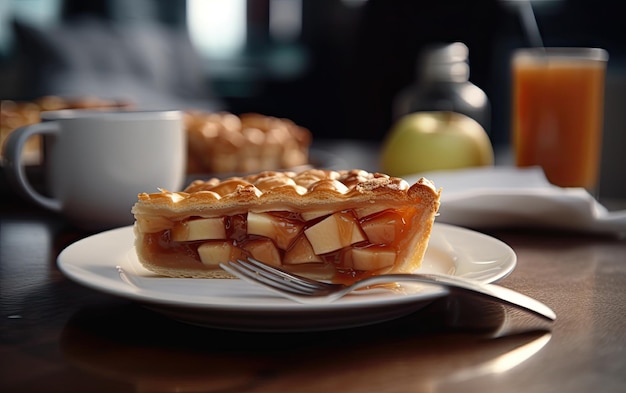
[221,258,328,295]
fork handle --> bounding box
[355,274,556,322]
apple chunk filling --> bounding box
[304,211,366,255]
[148,207,418,280]
[171,217,226,241]
[247,211,302,249]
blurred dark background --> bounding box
[1,0,625,149]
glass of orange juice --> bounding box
[511,47,608,193]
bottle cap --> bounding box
[419,42,470,82]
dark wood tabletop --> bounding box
[2,142,626,393]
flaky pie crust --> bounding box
[133,169,441,280]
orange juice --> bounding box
[512,48,608,190]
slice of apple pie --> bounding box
[132,169,440,283]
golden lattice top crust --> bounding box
[133,169,440,227]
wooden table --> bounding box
[2,142,626,392]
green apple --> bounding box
[380,111,494,177]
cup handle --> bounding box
[3,122,62,212]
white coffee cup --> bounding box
[3,109,186,231]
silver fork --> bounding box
[219,258,556,321]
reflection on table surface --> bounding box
[58,299,549,393]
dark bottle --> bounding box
[393,42,491,133]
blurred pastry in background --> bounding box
[2,97,312,174]
[185,111,312,175]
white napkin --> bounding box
[405,166,626,235]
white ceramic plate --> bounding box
[58,223,516,332]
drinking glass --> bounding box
[511,47,608,193]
